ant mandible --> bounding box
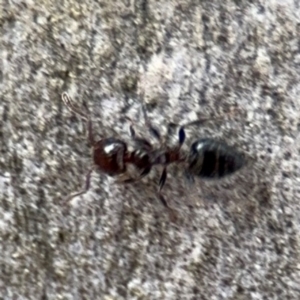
[61,92,245,219]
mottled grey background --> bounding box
[1,0,300,299]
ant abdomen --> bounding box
[188,138,245,179]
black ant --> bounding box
[61,92,245,219]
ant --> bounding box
[61,92,245,219]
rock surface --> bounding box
[1,1,300,299]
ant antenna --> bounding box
[61,92,89,121]
[180,106,242,129]
[61,92,95,146]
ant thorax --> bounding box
[149,150,168,165]
[132,148,148,158]
[150,148,183,166]
[125,145,151,170]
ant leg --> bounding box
[159,167,167,192]
[175,107,242,133]
[117,166,152,184]
[125,116,153,150]
[184,170,195,185]
[158,194,178,222]
[63,167,94,206]
[168,116,224,150]
[87,117,95,146]
[157,167,177,221]
[141,105,162,142]
[61,92,95,146]
[139,166,151,178]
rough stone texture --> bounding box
[1,0,300,299]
